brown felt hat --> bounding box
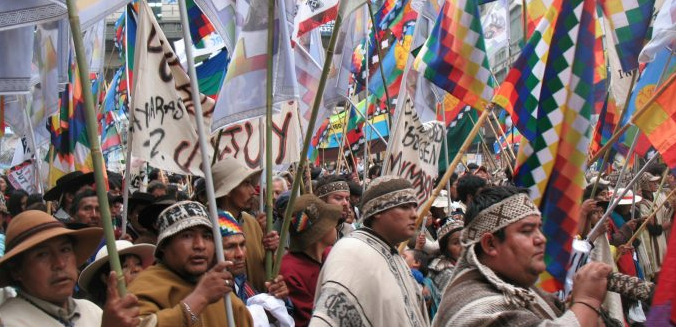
[289,195,342,252]
[43,171,95,201]
[0,210,103,287]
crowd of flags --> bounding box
[4,0,676,316]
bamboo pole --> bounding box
[586,71,676,165]
[366,1,393,120]
[398,108,491,252]
[614,187,676,262]
[176,0,235,324]
[489,110,516,164]
[272,6,347,276]
[65,0,125,295]
[263,0,276,280]
[468,111,498,172]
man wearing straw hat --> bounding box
[212,157,280,292]
[310,176,429,326]
[0,210,141,326]
[432,186,612,326]
[128,201,252,326]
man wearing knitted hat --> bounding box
[314,175,354,238]
[280,194,343,327]
[218,210,294,326]
[310,176,430,326]
[128,201,253,326]
[432,186,612,326]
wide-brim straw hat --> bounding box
[289,195,342,252]
[43,171,95,201]
[611,188,643,205]
[78,240,155,293]
[212,157,262,198]
[0,210,103,287]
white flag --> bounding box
[131,0,214,176]
[0,0,67,31]
[210,0,298,130]
[0,27,37,95]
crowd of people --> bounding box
[0,156,670,326]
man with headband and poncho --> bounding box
[433,186,612,327]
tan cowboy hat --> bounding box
[0,210,103,287]
[212,157,262,198]
[78,240,155,293]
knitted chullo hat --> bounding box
[289,194,342,252]
[218,210,243,237]
[360,176,417,224]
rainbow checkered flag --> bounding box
[414,0,493,111]
[600,0,655,72]
[493,0,597,292]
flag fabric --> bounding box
[481,0,509,59]
[211,0,298,130]
[186,0,216,49]
[438,106,478,174]
[294,29,332,135]
[0,26,36,94]
[645,223,676,325]
[196,50,229,99]
[0,1,67,31]
[640,0,676,63]
[415,0,494,111]
[131,0,215,176]
[193,0,237,53]
[408,0,447,123]
[493,0,597,292]
[293,0,340,42]
[589,94,619,158]
[599,0,655,73]
[624,44,676,126]
[525,0,554,39]
[634,75,676,169]
[324,4,368,107]
[368,22,414,100]
[82,20,107,74]
[592,10,607,115]
[437,93,466,126]
[47,55,95,187]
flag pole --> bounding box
[176,0,235,324]
[273,4,347,276]
[439,101,453,213]
[468,111,499,172]
[121,7,134,238]
[347,98,387,144]
[585,71,676,165]
[65,0,125,295]
[489,110,516,163]
[263,0,276,281]
[362,4,370,191]
[20,96,45,194]
[398,107,490,252]
[366,0,393,123]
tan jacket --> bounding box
[129,264,253,327]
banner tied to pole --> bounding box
[212,102,302,169]
[131,0,215,177]
[383,100,444,203]
[8,160,37,194]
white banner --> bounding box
[131,0,214,176]
[383,100,444,204]
[212,102,301,169]
[8,160,37,193]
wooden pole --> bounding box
[176,0,235,323]
[489,110,516,163]
[398,108,490,252]
[263,0,276,280]
[273,6,347,276]
[65,0,125,295]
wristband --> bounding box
[182,302,199,325]
[572,301,600,316]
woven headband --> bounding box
[361,188,417,220]
[316,181,350,198]
[461,193,540,246]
